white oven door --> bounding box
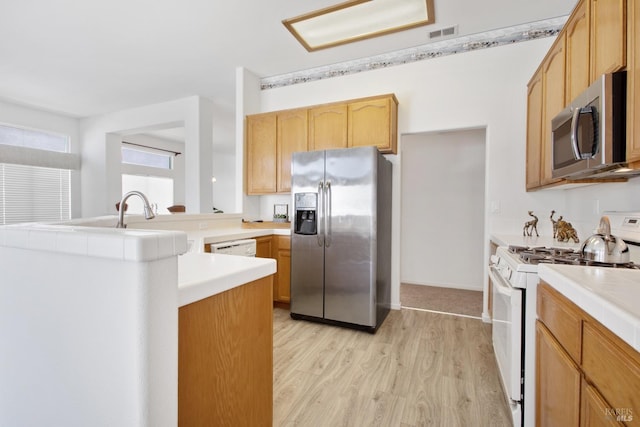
[490,265,523,409]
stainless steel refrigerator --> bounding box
[290,146,392,332]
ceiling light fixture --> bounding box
[283,0,435,52]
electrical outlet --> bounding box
[490,201,501,214]
[593,199,600,215]
[199,222,208,230]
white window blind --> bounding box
[0,164,71,224]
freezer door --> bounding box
[290,150,326,318]
[324,146,377,327]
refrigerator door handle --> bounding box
[325,181,332,247]
[317,181,324,247]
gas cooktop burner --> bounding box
[507,245,640,269]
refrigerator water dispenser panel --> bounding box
[294,192,317,235]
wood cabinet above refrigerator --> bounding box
[245,93,398,195]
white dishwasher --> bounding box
[208,239,256,257]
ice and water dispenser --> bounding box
[294,193,317,235]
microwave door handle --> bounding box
[570,107,583,160]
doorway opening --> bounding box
[400,128,486,317]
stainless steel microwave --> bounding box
[551,72,631,179]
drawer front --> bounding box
[582,321,640,426]
[538,282,583,363]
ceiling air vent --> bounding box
[429,25,458,40]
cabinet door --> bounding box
[591,0,626,79]
[255,235,273,258]
[567,0,591,102]
[581,379,625,427]
[274,236,291,303]
[246,113,277,194]
[526,69,544,190]
[536,321,581,427]
[541,34,567,187]
[277,109,308,193]
[309,104,348,151]
[348,95,398,154]
[628,0,640,164]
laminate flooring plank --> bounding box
[273,307,512,427]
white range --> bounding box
[489,211,640,427]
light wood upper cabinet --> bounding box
[245,93,398,195]
[566,0,591,102]
[541,34,566,187]
[246,113,277,194]
[348,95,398,154]
[309,104,348,151]
[591,0,626,79]
[628,0,640,165]
[277,109,308,193]
[526,70,544,190]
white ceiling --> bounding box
[1,0,576,119]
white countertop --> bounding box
[178,252,277,306]
[186,227,290,252]
[538,264,640,352]
[491,233,581,250]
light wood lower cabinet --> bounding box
[255,235,273,259]
[536,320,581,427]
[178,276,273,427]
[581,379,625,427]
[273,235,291,303]
[537,282,640,427]
[254,234,290,304]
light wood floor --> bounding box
[273,307,512,427]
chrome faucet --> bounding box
[116,191,156,228]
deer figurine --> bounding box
[523,211,539,237]
[550,210,559,238]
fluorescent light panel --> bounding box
[283,0,435,52]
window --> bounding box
[0,164,71,224]
[120,140,181,215]
[0,124,76,225]
[122,145,173,170]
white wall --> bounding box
[0,100,82,218]
[401,129,486,291]
[79,96,214,217]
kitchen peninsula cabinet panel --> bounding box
[348,95,398,154]
[178,276,273,427]
[277,109,308,193]
[541,34,567,187]
[246,113,277,194]
[590,0,627,79]
[526,69,544,190]
[628,0,640,165]
[309,104,348,151]
[566,0,592,102]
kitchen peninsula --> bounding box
[0,215,278,427]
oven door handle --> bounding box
[489,266,514,297]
